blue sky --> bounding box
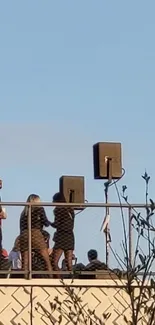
[0,1,155,266]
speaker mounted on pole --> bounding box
[93,142,122,180]
[59,175,85,210]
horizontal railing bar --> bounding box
[31,270,115,275]
[0,270,155,276]
[0,270,26,274]
[30,271,155,276]
[0,270,114,275]
[0,201,152,208]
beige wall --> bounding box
[0,279,143,324]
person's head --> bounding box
[53,192,66,203]
[21,194,41,216]
[27,194,41,203]
[88,249,98,262]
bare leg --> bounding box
[40,248,53,277]
[52,249,63,278]
[0,228,2,270]
[65,250,73,271]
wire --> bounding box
[75,169,126,216]
[75,199,88,216]
[109,168,126,188]
[101,168,126,243]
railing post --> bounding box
[28,203,32,280]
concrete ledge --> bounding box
[0,278,127,287]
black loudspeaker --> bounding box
[59,176,85,209]
[93,142,122,179]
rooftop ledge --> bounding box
[0,278,135,287]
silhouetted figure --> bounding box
[9,236,21,269]
[20,194,53,278]
[51,192,75,275]
[0,207,7,269]
[9,236,22,279]
[85,249,107,279]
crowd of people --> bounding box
[0,193,108,279]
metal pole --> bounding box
[105,157,112,267]
[128,207,133,266]
[105,185,110,266]
[28,204,32,280]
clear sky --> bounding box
[0,1,155,266]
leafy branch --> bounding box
[35,279,111,324]
[118,171,155,325]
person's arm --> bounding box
[50,213,58,228]
[50,208,62,229]
[50,221,57,228]
[0,208,7,219]
[70,208,75,220]
[40,207,51,227]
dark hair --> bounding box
[88,249,98,261]
[53,192,66,203]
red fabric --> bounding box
[2,249,8,258]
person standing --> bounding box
[0,180,7,269]
[0,207,7,269]
[20,194,53,278]
[51,192,75,274]
[9,236,22,271]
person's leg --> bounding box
[40,248,53,277]
[51,249,63,277]
[20,231,29,278]
[64,250,73,271]
[32,229,53,277]
[0,227,2,270]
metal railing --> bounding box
[0,201,152,280]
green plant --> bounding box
[112,171,155,324]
